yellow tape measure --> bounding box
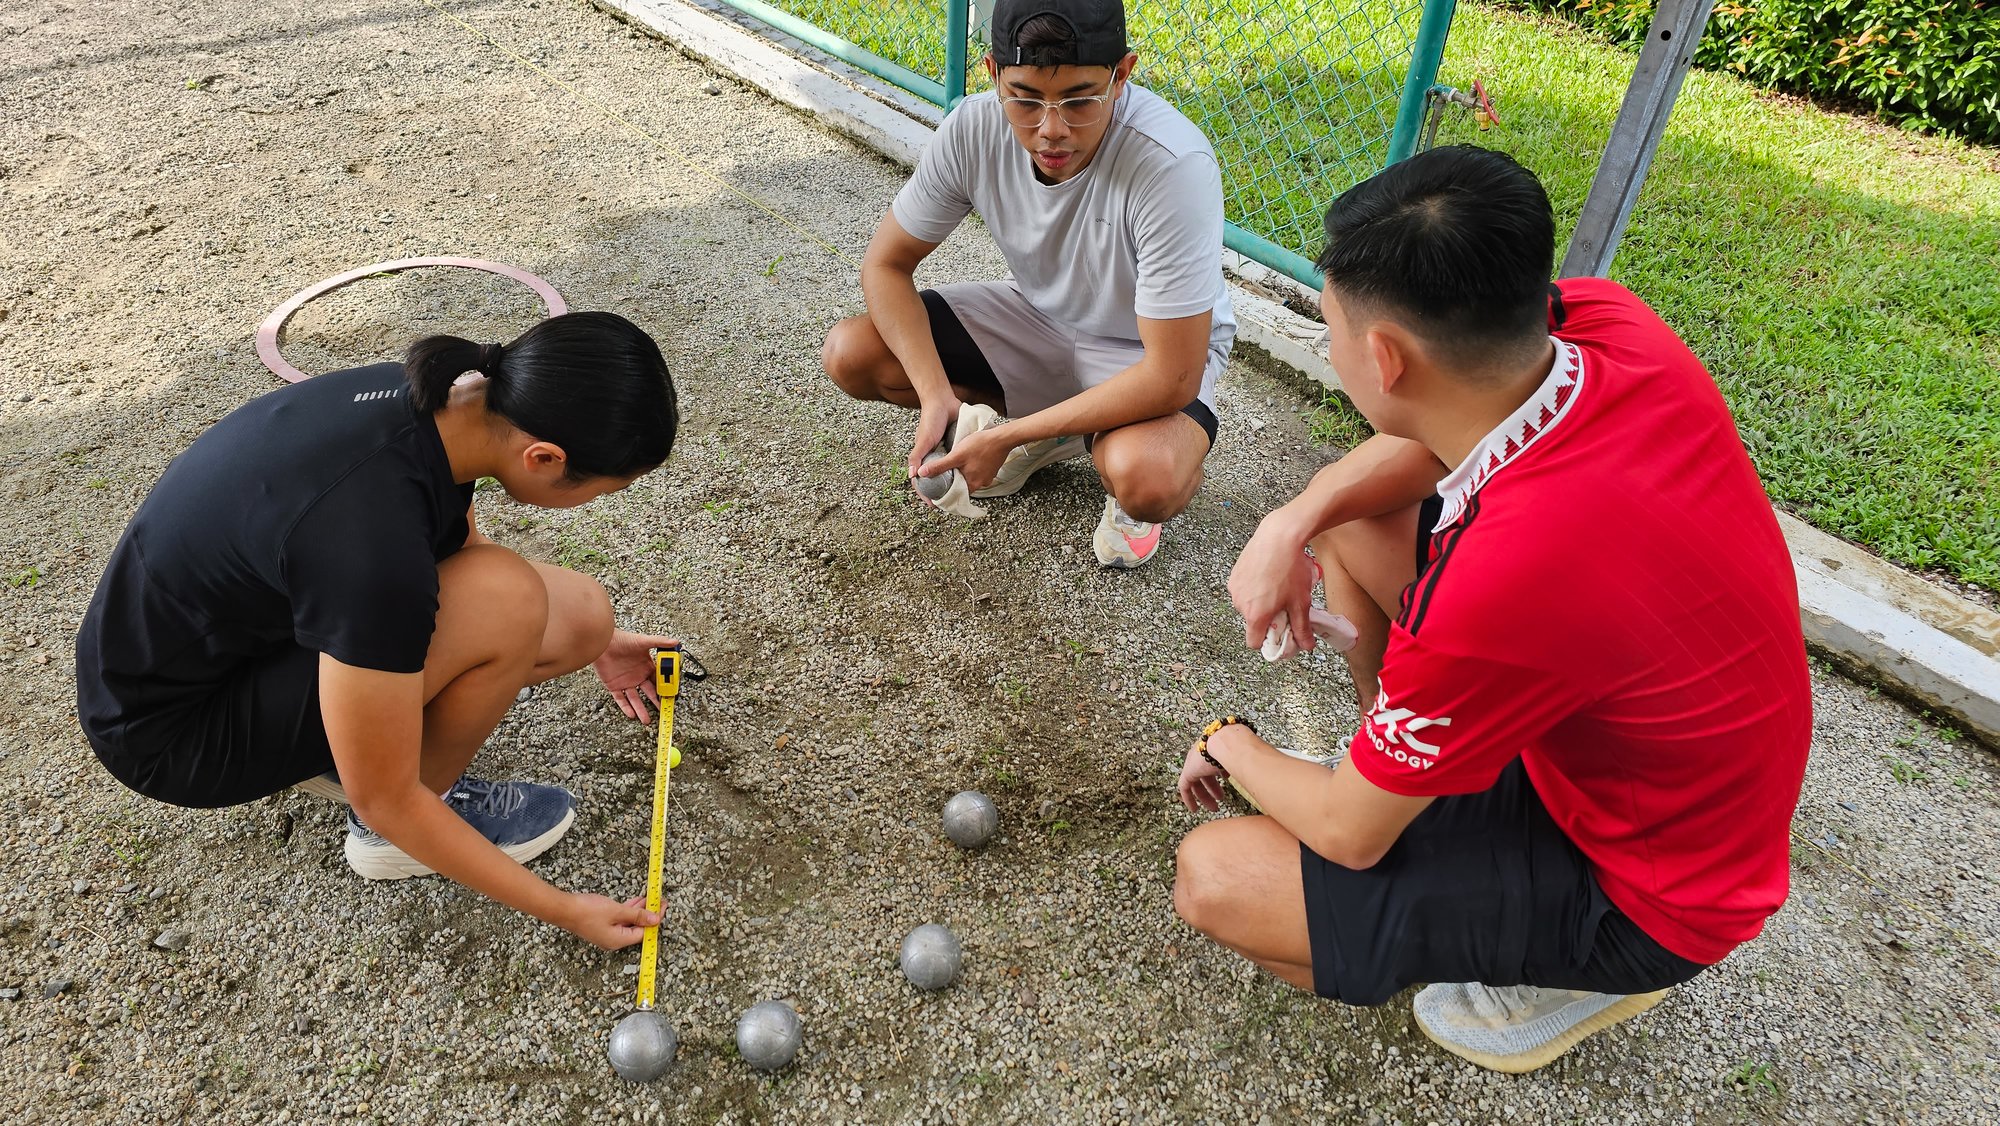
[635,647,683,1012]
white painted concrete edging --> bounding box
[595,0,2000,748]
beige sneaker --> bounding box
[1414,983,1671,1073]
[292,771,348,803]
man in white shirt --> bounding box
[820,0,1236,568]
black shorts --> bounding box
[1301,759,1706,1005]
[919,288,1219,449]
[1300,496,1708,1005]
[88,644,334,809]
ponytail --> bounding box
[403,312,677,480]
[402,334,497,413]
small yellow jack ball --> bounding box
[669,745,681,768]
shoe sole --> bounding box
[1093,531,1159,569]
[1416,988,1671,1074]
[293,774,349,804]
[345,806,578,882]
[971,439,1084,499]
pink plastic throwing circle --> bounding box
[255,256,569,383]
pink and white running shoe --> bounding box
[1091,496,1162,569]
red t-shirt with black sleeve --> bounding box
[1347,278,1812,966]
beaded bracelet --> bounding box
[1195,715,1257,775]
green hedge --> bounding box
[1510,1,1999,143]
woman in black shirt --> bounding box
[77,311,679,951]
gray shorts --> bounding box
[927,280,1228,420]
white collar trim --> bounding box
[1432,338,1585,531]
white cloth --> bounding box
[1260,607,1359,662]
[916,403,1000,520]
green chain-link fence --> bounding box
[711,0,1458,287]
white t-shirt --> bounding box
[892,83,1237,356]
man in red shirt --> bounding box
[1171,145,1811,1073]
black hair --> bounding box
[1010,13,1126,67]
[403,310,678,481]
[1315,145,1553,371]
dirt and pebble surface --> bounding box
[1,1,1995,1122]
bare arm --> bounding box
[1266,433,1448,543]
[319,655,653,948]
[858,212,951,472]
[1190,724,1432,869]
[1228,434,1449,650]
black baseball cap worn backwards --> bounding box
[990,0,1128,68]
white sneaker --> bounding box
[970,433,1086,498]
[292,771,348,804]
[1091,496,1162,568]
[1413,982,1671,1073]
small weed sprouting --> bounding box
[1306,391,1373,450]
[1884,756,1925,785]
[10,566,41,589]
[334,1052,383,1078]
[1721,1058,1782,1100]
[552,532,611,570]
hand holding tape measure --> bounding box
[606,642,706,1082]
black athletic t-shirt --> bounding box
[75,363,472,748]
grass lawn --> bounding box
[1422,6,1999,591]
[746,1,2000,590]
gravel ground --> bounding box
[2,1,1996,1123]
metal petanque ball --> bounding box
[941,790,999,849]
[607,1010,678,1082]
[899,923,963,991]
[734,999,803,1071]
[913,453,956,502]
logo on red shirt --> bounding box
[1363,683,1453,770]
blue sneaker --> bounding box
[344,778,577,881]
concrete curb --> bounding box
[596,0,2000,748]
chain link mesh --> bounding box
[761,1,954,86]
[730,0,1430,266]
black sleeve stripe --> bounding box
[1401,493,1479,637]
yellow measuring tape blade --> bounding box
[635,648,683,1012]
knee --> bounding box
[551,574,615,669]
[821,318,881,401]
[1172,830,1225,936]
[1098,446,1194,523]
[452,546,549,644]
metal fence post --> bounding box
[1384,0,1458,167]
[945,0,970,106]
[1559,0,1715,278]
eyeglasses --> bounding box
[997,91,1116,129]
